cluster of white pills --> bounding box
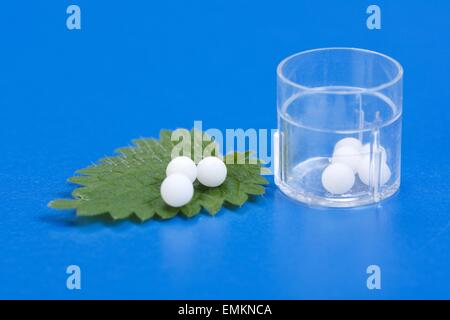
[321,138,391,195]
[160,156,227,207]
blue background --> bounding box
[1,0,449,299]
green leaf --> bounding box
[48,129,269,221]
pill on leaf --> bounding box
[197,156,227,187]
[166,156,197,182]
[160,174,194,207]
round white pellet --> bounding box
[357,156,391,186]
[321,163,355,195]
[360,144,387,163]
[160,174,194,207]
[197,156,227,187]
[332,145,362,172]
[334,137,362,152]
[166,156,197,182]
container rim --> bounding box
[277,47,404,93]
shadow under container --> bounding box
[274,48,403,207]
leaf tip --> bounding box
[48,199,79,210]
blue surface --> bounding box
[1,0,449,299]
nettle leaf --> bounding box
[48,129,269,221]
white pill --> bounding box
[357,156,391,186]
[197,156,227,187]
[166,156,197,182]
[321,163,355,195]
[360,143,387,163]
[160,174,194,207]
[334,137,362,152]
[332,145,361,172]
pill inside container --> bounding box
[274,48,403,207]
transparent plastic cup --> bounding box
[274,48,403,207]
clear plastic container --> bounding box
[274,48,403,207]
